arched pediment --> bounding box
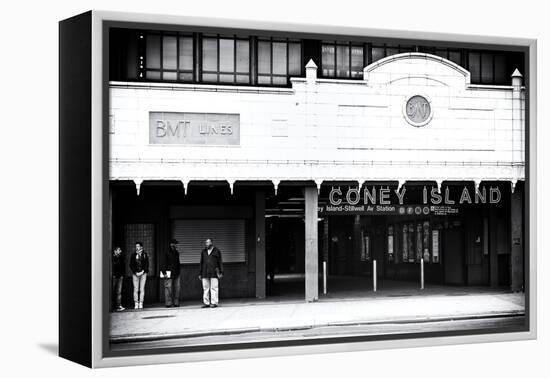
[364,53,471,88]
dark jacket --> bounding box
[161,246,180,278]
[199,247,223,279]
[112,252,126,278]
[129,251,149,275]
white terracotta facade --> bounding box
[109,53,525,191]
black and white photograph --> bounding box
[105,19,529,354]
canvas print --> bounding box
[106,25,527,353]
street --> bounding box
[111,315,525,351]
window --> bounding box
[257,38,302,86]
[322,41,364,79]
[370,44,413,63]
[143,32,194,82]
[201,35,250,84]
[468,50,514,85]
[468,51,481,83]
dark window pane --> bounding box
[146,35,161,69]
[494,54,507,84]
[272,76,287,85]
[322,44,335,76]
[435,49,448,59]
[351,45,364,78]
[236,40,249,73]
[146,70,161,79]
[163,71,177,80]
[386,45,399,57]
[202,38,218,72]
[179,72,193,81]
[179,37,193,71]
[399,45,414,53]
[468,52,481,83]
[219,73,235,83]
[336,44,350,77]
[419,46,436,55]
[288,43,301,75]
[162,36,177,70]
[371,46,384,63]
[236,74,250,83]
[448,50,461,65]
[258,41,271,74]
[258,75,271,85]
[481,53,494,84]
[202,73,217,82]
[272,42,287,75]
[219,39,235,72]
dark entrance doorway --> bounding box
[444,228,464,285]
[265,216,305,298]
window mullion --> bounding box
[216,35,220,82]
[176,33,180,81]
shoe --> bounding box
[134,302,139,309]
[201,304,210,308]
[166,304,173,308]
[116,305,125,312]
[139,302,143,309]
[210,304,218,308]
[173,304,179,307]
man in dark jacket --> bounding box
[199,238,223,308]
[111,246,125,311]
[129,241,149,309]
[161,239,181,307]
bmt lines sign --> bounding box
[149,112,240,145]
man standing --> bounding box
[161,239,181,307]
[199,238,223,308]
[129,241,149,309]
[111,246,125,311]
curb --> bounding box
[110,310,525,344]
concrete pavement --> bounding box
[110,287,525,344]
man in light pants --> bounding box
[198,238,223,308]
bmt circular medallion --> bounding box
[403,95,433,127]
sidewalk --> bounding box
[110,287,525,343]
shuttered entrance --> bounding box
[172,219,246,264]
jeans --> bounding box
[164,276,181,306]
[202,277,219,305]
[132,273,147,303]
[112,276,124,308]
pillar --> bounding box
[511,184,524,292]
[305,186,319,302]
[511,69,524,164]
[489,207,499,288]
[352,215,362,274]
[255,191,266,298]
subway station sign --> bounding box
[321,186,502,216]
[149,112,240,145]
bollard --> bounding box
[420,258,424,290]
[323,261,327,295]
[373,259,377,292]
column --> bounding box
[305,186,319,302]
[489,207,499,288]
[511,184,524,292]
[352,215,362,274]
[255,191,266,298]
[511,69,524,164]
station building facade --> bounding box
[108,26,526,304]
